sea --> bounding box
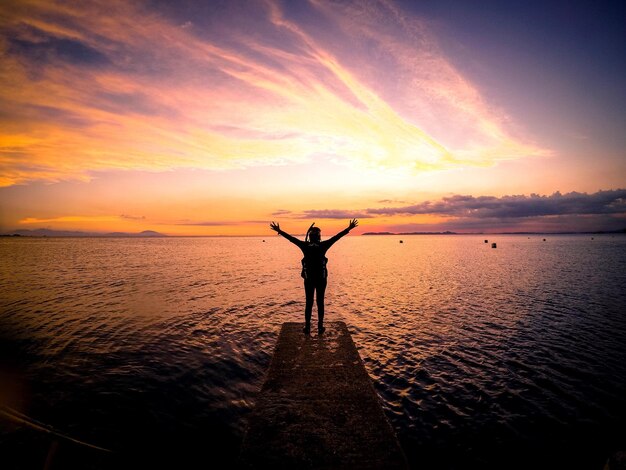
[1,235,625,469]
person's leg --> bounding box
[316,278,327,334]
[303,279,314,334]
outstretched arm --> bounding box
[325,218,358,249]
[270,221,304,247]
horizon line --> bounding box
[3,230,625,238]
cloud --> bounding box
[271,209,292,216]
[367,189,626,218]
[120,214,145,220]
[0,0,549,186]
[172,220,232,226]
[19,215,119,224]
[19,214,149,224]
[169,219,268,227]
[92,91,179,117]
[291,189,626,231]
[271,208,372,219]
[8,34,111,67]
[299,209,372,219]
[377,199,406,204]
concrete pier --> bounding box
[239,322,408,469]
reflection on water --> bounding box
[1,235,625,469]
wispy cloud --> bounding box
[0,0,548,186]
[19,215,120,224]
[171,220,233,226]
[271,209,292,216]
[377,199,406,204]
[298,209,373,219]
[170,219,268,226]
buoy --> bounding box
[263,240,265,242]
[491,242,497,248]
[591,237,594,240]
[484,239,488,243]
[543,238,546,241]
[399,240,403,243]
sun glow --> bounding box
[0,0,547,188]
[1,0,623,235]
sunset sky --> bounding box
[1,0,625,235]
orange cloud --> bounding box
[19,216,121,224]
[0,0,549,188]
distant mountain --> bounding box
[139,230,162,236]
[4,229,167,237]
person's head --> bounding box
[308,227,321,243]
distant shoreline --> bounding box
[0,229,167,238]
[362,229,626,236]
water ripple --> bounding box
[1,235,625,469]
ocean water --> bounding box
[1,235,625,469]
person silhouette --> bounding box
[270,219,358,335]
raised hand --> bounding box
[269,221,280,232]
[348,218,358,230]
